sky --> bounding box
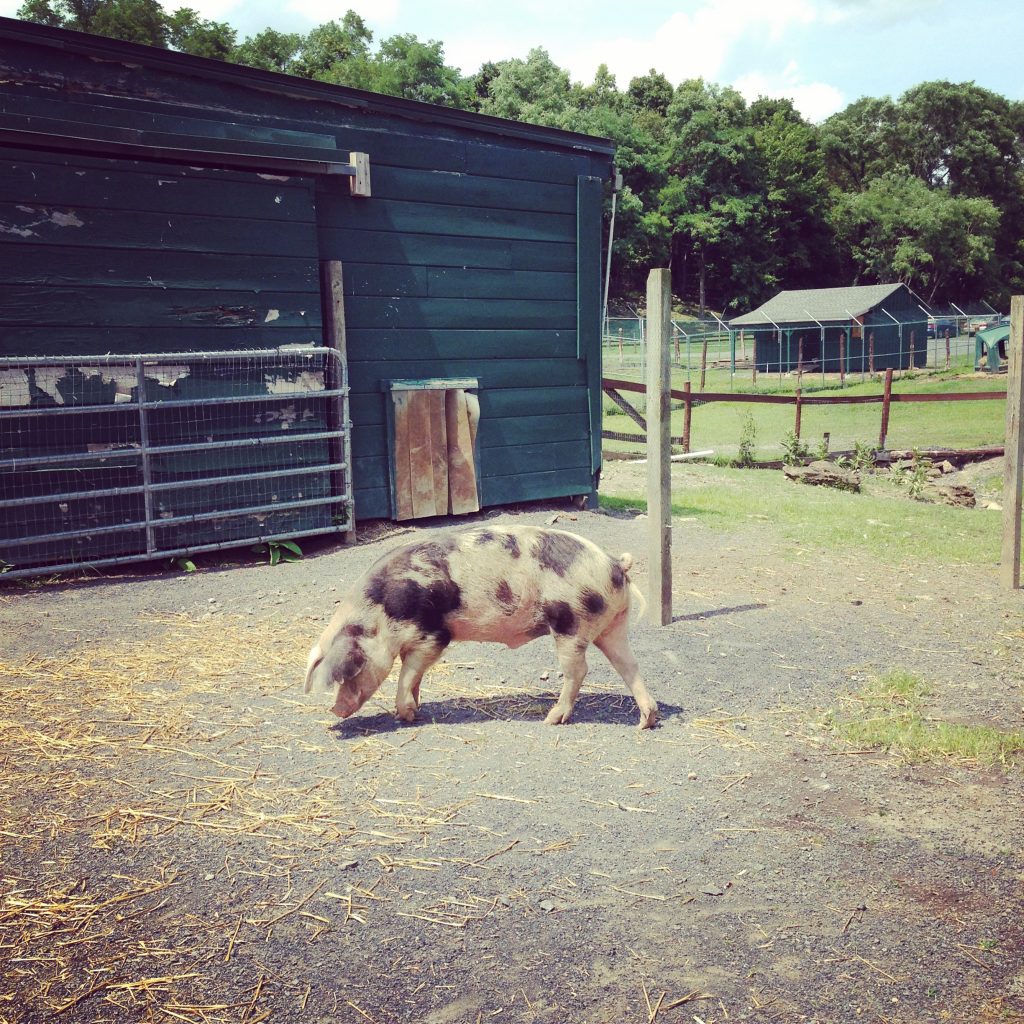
[2,0,1021,122]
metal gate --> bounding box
[0,346,353,579]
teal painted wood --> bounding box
[368,166,576,214]
[0,198,318,257]
[481,467,595,506]
[342,329,576,362]
[352,412,590,459]
[319,228,575,272]
[350,358,587,394]
[481,439,591,476]
[0,286,321,329]
[3,148,317,221]
[319,194,575,244]
[344,297,576,332]
[340,265,576,302]
[577,176,603,478]
[0,92,338,149]
[0,246,319,292]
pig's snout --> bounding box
[331,681,364,719]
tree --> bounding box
[287,14,371,80]
[166,8,235,59]
[819,96,900,192]
[230,27,303,73]
[18,0,167,45]
[648,79,768,315]
[831,171,1000,302]
[477,48,574,128]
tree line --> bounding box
[15,1,1024,314]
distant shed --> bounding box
[730,284,926,374]
[0,19,614,574]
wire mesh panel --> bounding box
[0,347,353,578]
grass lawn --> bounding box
[603,369,1007,458]
[599,461,1003,567]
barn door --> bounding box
[385,379,480,520]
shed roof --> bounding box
[0,16,615,159]
[730,284,908,326]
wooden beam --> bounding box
[321,259,354,542]
[646,269,672,626]
[1001,295,1024,589]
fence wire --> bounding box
[0,347,353,579]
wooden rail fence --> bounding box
[602,369,1008,453]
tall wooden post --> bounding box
[681,381,692,454]
[1001,295,1024,589]
[795,388,802,439]
[646,269,672,625]
[879,367,894,450]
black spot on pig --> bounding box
[610,561,626,590]
[495,579,516,613]
[343,623,365,637]
[366,573,461,641]
[475,530,495,545]
[543,600,578,636]
[581,589,606,616]
[534,532,584,576]
[336,643,366,680]
[501,533,521,559]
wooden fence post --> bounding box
[879,367,893,450]
[839,332,846,386]
[794,388,802,439]
[945,330,951,370]
[1002,295,1024,589]
[700,337,709,391]
[646,269,672,626]
[682,381,692,454]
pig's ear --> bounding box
[303,644,324,693]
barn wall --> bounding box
[0,21,613,521]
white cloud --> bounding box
[734,64,846,121]
[548,0,822,88]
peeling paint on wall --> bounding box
[263,371,325,394]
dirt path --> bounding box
[1,499,1022,1024]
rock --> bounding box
[538,899,556,913]
[701,886,725,897]
[939,460,956,474]
[687,771,698,781]
[783,460,861,492]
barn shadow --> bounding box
[329,692,686,738]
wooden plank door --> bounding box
[386,379,479,521]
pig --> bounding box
[304,525,658,729]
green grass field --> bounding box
[599,462,1002,567]
[603,368,1007,458]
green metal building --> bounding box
[0,19,614,575]
[730,284,927,375]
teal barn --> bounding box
[0,19,613,575]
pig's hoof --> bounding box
[544,704,572,725]
[395,703,417,723]
[638,703,659,729]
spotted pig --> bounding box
[304,525,658,729]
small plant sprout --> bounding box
[736,412,757,467]
[251,539,304,566]
[780,430,811,466]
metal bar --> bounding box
[0,387,347,417]
[0,461,349,510]
[136,356,156,555]
[0,524,351,581]
[1,428,344,471]
[0,347,332,366]
[2,494,350,549]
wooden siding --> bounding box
[0,21,613,520]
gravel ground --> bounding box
[1,493,1023,1024]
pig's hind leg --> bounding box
[544,636,589,725]
[394,644,445,723]
[594,614,658,729]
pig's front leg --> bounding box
[394,645,444,723]
[544,636,589,726]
